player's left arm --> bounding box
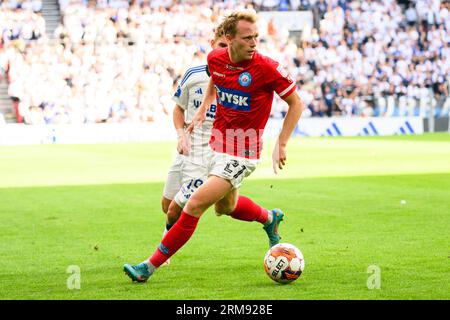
[272,90,305,174]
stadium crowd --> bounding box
[0,0,449,124]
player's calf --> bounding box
[161,197,172,214]
[228,195,269,224]
[215,201,234,216]
[225,195,283,248]
[167,201,183,225]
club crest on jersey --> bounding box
[238,72,252,87]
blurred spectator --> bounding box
[405,3,418,26]
[0,46,8,82]
[0,1,45,46]
[294,0,450,118]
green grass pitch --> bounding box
[0,133,449,300]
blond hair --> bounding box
[213,24,225,41]
[218,10,258,38]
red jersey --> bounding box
[207,48,296,159]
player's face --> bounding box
[228,20,258,63]
[211,36,228,50]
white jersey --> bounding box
[172,64,216,165]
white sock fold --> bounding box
[264,210,273,226]
[142,260,156,273]
[162,226,169,238]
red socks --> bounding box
[149,197,266,268]
[149,211,199,268]
[229,196,268,224]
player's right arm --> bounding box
[173,104,189,155]
[272,91,305,174]
[263,58,305,174]
[172,72,191,155]
[187,78,216,134]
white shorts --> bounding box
[173,151,213,208]
[173,150,259,206]
[209,151,258,189]
[162,153,186,200]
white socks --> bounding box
[264,210,273,226]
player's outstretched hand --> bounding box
[177,131,190,155]
[272,141,287,174]
[187,109,206,134]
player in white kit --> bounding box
[160,28,228,264]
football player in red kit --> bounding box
[124,10,305,282]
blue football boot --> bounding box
[123,263,153,283]
[263,209,285,248]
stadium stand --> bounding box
[0,0,448,124]
[41,0,61,39]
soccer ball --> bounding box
[263,243,305,284]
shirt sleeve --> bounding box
[172,71,191,110]
[206,50,216,77]
[264,58,297,99]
